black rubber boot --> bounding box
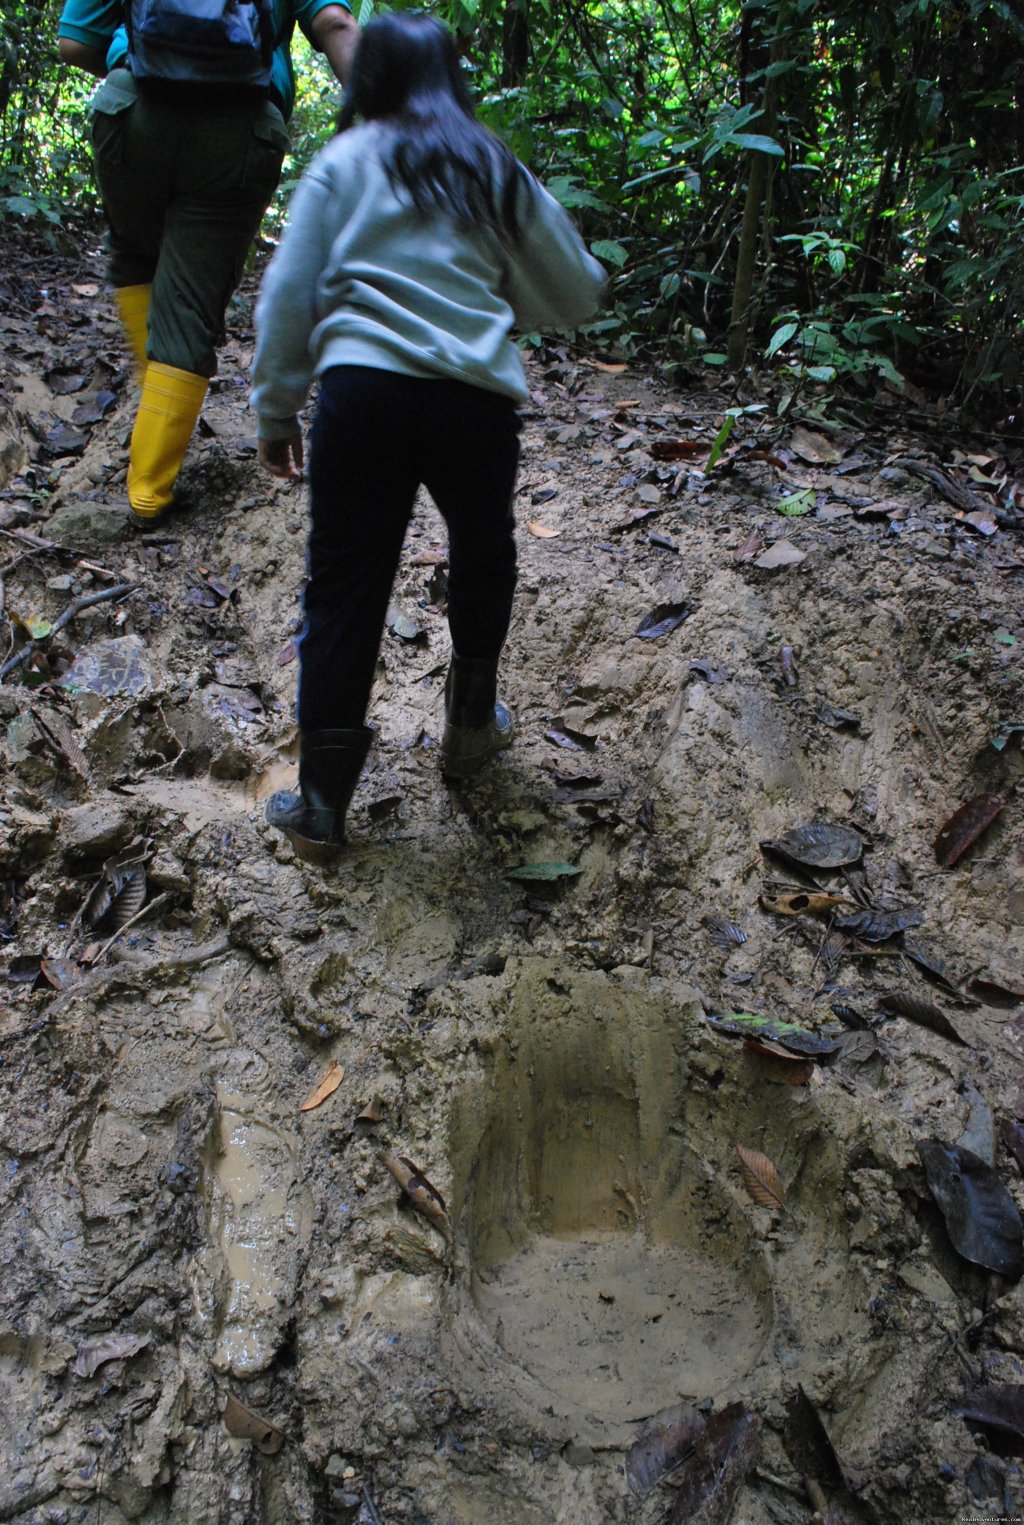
[265,727,372,864]
[441,655,514,779]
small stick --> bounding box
[805,1477,828,1511]
[0,582,139,679]
[0,526,58,549]
[90,891,171,968]
[753,1468,810,1502]
[360,1487,383,1525]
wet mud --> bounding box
[2,251,1024,1523]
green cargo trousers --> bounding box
[89,68,290,378]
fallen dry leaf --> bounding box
[760,891,848,917]
[222,1392,286,1454]
[527,520,560,538]
[626,1404,706,1496]
[877,990,967,1046]
[34,710,90,779]
[734,530,764,563]
[935,793,1005,868]
[382,1152,452,1241]
[74,1332,150,1378]
[789,425,842,465]
[650,438,705,460]
[742,1039,814,1086]
[737,1145,788,1212]
[299,1061,345,1112]
[740,447,787,468]
[356,1095,385,1124]
[754,540,806,569]
[667,1401,762,1524]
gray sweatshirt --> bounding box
[252,121,606,439]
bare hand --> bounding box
[259,433,304,480]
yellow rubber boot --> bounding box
[127,362,208,524]
[114,284,152,373]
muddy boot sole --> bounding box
[442,707,515,780]
[266,790,344,865]
[281,826,344,866]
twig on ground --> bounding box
[0,581,140,679]
[90,891,172,968]
[42,935,233,1020]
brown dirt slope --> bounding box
[2,239,1024,1524]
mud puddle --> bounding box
[2,242,1024,1523]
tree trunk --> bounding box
[726,8,788,372]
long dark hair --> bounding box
[337,12,526,246]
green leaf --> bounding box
[728,132,785,156]
[705,413,735,470]
[702,352,727,366]
[621,163,691,191]
[994,631,1017,648]
[545,175,610,213]
[775,488,816,516]
[766,320,799,359]
[992,724,1024,752]
[506,862,582,882]
[591,239,628,268]
[21,613,53,639]
[4,195,39,217]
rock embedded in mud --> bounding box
[61,802,135,858]
[45,500,132,546]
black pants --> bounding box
[298,366,521,734]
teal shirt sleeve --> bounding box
[269,0,354,119]
[291,0,353,46]
[57,0,127,67]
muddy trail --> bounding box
[2,235,1024,1525]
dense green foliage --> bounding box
[3,0,1024,406]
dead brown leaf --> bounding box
[527,521,560,539]
[650,438,705,460]
[935,793,1005,868]
[742,1039,813,1086]
[789,425,842,465]
[74,1332,150,1378]
[736,1145,788,1212]
[382,1152,452,1241]
[740,447,787,468]
[33,709,90,779]
[961,510,998,536]
[221,1393,285,1454]
[734,531,764,563]
[760,891,848,917]
[299,1060,345,1112]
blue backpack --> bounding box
[126,0,277,90]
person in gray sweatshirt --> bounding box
[252,10,606,864]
